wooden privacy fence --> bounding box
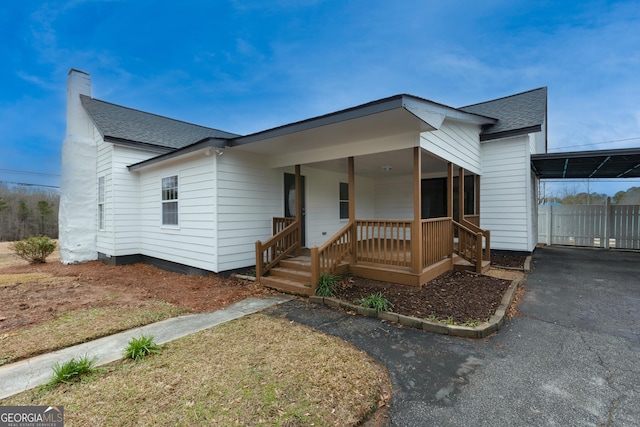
[538,201,640,250]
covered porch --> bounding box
[255,148,491,296]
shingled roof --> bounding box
[80,95,239,149]
[459,87,547,141]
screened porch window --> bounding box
[162,175,179,225]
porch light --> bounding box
[381,165,392,173]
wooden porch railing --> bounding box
[354,220,412,267]
[421,217,453,268]
[273,217,296,235]
[461,217,490,261]
[255,220,300,279]
[463,214,479,227]
[310,222,353,294]
[453,220,483,273]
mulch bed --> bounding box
[490,251,527,269]
[336,270,512,324]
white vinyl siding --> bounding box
[300,166,376,248]
[137,155,217,271]
[111,146,156,256]
[216,151,281,271]
[373,174,413,220]
[96,138,159,258]
[480,135,535,251]
[420,120,482,175]
[96,129,113,255]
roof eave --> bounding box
[480,125,543,142]
[532,147,640,160]
[128,137,230,171]
[104,136,175,153]
[231,95,407,147]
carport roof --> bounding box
[531,147,640,179]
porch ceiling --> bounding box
[306,149,450,179]
[531,147,640,179]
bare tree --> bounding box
[0,184,59,241]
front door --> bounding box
[284,173,306,246]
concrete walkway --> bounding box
[0,295,291,400]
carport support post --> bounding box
[604,197,611,250]
[547,203,553,246]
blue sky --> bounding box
[1,0,639,197]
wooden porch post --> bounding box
[348,157,357,263]
[348,157,355,222]
[412,147,422,275]
[446,162,455,262]
[475,174,481,217]
[447,163,454,218]
[295,164,302,256]
[458,167,465,222]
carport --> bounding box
[532,147,640,249]
[531,147,640,179]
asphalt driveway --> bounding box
[265,246,640,426]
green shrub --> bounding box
[50,355,96,386]
[124,335,161,361]
[10,236,56,263]
[315,273,339,297]
[356,292,393,313]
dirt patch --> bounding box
[336,270,513,324]
[0,260,268,332]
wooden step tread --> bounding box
[269,267,312,280]
[280,257,312,271]
[260,276,313,296]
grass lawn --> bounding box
[0,302,186,366]
[2,314,389,426]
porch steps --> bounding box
[260,256,314,297]
[453,255,491,273]
[260,255,350,297]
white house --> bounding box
[59,69,547,294]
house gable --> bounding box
[459,87,547,144]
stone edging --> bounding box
[494,255,532,273]
[309,277,524,339]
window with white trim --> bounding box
[339,182,349,220]
[161,175,179,225]
[98,176,105,230]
